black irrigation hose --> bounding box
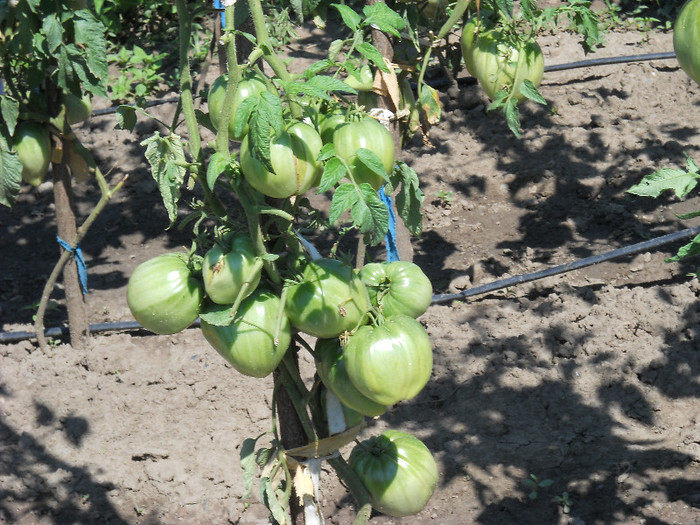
[88,52,679,117]
[431,224,700,305]
[2,225,699,344]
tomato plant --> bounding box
[315,338,387,417]
[202,232,261,305]
[359,261,433,318]
[674,0,700,86]
[285,258,371,339]
[240,121,323,198]
[349,430,439,517]
[13,122,52,187]
[200,290,291,378]
[127,253,204,335]
[343,314,433,406]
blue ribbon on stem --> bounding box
[57,236,88,295]
[379,186,400,262]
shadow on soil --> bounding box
[0,392,134,525]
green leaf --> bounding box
[1,95,20,136]
[362,3,405,37]
[42,14,63,53]
[317,142,336,162]
[72,10,108,95]
[419,83,442,125]
[199,301,236,326]
[666,234,700,262]
[676,210,700,220]
[494,0,514,18]
[116,105,137,131]
[303,59,336,79]
[206,152,234,190]
[0,149,22,208]
[255,447,273,468]
[240,437,258,499]
[392,161,424,237]
[519,79,546,105]
[233,96,258,139]
[627,168,699,199]
[356,42,390,73]
[504,98,522,137]
[332,3,361,31]
[352,183,389,246]
[317,156,347,193]
[329,183,359,224]
[685,153,699,174]
[307,75,357,95]
[141,132,187,225]
[262,476,291,525]
[355,148,390,184]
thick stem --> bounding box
[49,160,89,350]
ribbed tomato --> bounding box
[343,315,432,406]
[127,253,203,335]
[200,290,291,378]
[207,73,268,141]
[349,430,438,517]
[333,118,395,190]
[202,233,261,305]
[674,0,700,85]
[359,261,433,319]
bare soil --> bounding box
[2,22,700,525]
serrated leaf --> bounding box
[0,149,22,208]
[232,96,258,140]
[1,95,19,136]
[362,2,405,37]
[42,14,63,53]
[352,183,389,246]
[307,75,357,95]
[317,142,336,162]
[317,156,347,193]
[627,168,699,199]
[356,42,390,73]
[240,437,258,499]
[418,83,442,125]
[199,301,236,326]
[258,91,285,137]
[505,98,521,137]
[72,10,108,95]
[141,132,187,225]
[519,79,546,105]
[329,183,358,224]
[355,148,390,183]
[685,153,699,174]
[393,161,424,237]
[303,59,336,79]
[332,3,361,31]
[116,105,137,131]
[328,39,344,62]
[666,234,700,262]
[206,152,232,190]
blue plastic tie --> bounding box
[379,186,400,262]
[214,0,226,28]
[57,236,88,295]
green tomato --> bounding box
[207,73,268,141]
[333,118,395,190]
[343,315,432,406]
[202,233,261,305]
[127,253,204,335]
[285,258,370,339]
[674,0,700,85]
[318,110,347,144]
[200,290,291,378]
[359,261,433,319]
[240,121,323,198]
[344,64,374,92]
[349,430,438,517]
[63,93,93,124]
[463,26,544,101]
[460,16,482,76]
[14,122,51,187]
[315,338,387,417]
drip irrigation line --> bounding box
[431,223,700,305]
[2,225,699,344]
[90,96,181,117]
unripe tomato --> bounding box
[349,430,438,517]
[14,122,51,187]
[359,261,433,318]
[344,64,374,92]
[462,25,544,101]
[240,121,323,199]
[285,258,371,339]
[315,338,387,417]
[674,0,700,85]
[63,93,93,124]
[207,73,268,141]
[127,253,204,335]
[343,314,432,406]
[202,233,261,305]
[201,290,291,378]
[333,118,395,190]
[318,110,347,144]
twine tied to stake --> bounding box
[56,235,88,295]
